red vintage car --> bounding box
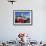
[15,17,25,23]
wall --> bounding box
[0,0,46,42]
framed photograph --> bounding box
[13,10,32,25]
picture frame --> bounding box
[13,10,32,25]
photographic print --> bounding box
[13,10,32,25]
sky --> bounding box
[15,12,31,18]
[15,12,30,16]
